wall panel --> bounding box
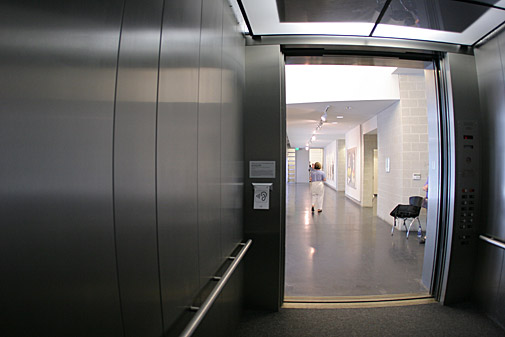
[197,0,224,284]
[474,27,505,327]
[114,0,164,335]
[157,0,202,331]
[221,5,245,257]
[0,0,246,335]
[244,45,286,310]
[0,1,124,335]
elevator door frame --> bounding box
[281,51,453,304]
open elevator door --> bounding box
[283,51,446,305]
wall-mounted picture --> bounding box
[327,157,335,182]
[347,147,356,188]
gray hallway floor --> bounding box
[285,183,428,297]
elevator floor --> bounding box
[285,183,428,298]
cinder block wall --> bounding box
[377,74,428,226]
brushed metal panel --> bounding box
[220,5,245,257]
[497,250,505,327]
[113,0,164,335]
[192,265,244,337]
[157,0,202,331]
[198,0,224,283]
[474,241,504,318]
[0,1,124,336]
[475,36,505,240]
[442,53,482,304]
[243,45,286,310]
[474,28,505,327]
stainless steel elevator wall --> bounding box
[157,0,202,332]
[0,1,124,335]
[0,0,245,336]
[114,0,164,335]
[198,0,225,290]
[474,29,505,328]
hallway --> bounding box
[285,184,427,298]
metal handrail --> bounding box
[179,239,252,337]
[479,235,505,250]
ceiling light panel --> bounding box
[241,0,374,36]
[240,0,505,45]
[373,0,505,45]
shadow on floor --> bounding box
[236,303,505,337]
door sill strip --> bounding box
[283,294,434,309]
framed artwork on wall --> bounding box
[347,147,356,188]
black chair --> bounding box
[390,196,424,239]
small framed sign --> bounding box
[249,161,276,178]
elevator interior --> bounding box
[2,0,505,336]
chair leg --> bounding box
[391,218,396,236]
[416,217,422,237]
[403,219,410,239]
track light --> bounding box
[307,106,329,146]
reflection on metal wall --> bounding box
[474,28,505,328]
[114,0,164,335]
[157,0,202,332]
[0,1,125,335]
[0,0,245,336]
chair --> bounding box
[390,196,424,239]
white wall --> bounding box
[295,149,310,183]
[324,140,337,190]
[377,102,403,224]
[373,149,378,195]
[286,65,400,104]
[345,125,361,202]
[309,148,324,166]
[337,139,346,191]
[362,116,377,134]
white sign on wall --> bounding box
[249,161,276,178]
[253,183,271,210]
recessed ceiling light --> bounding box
[345,106,352,110]
[336,115,344,119]
[332,122,338,124]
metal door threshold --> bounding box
[283,293,435,309]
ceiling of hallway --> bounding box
[238,0,505,45]
[287,99,397,149]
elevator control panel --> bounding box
[454,121,479,247]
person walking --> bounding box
[310,161,326,213]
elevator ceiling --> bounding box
[238,0,505,45]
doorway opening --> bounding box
[284,57,441,303]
